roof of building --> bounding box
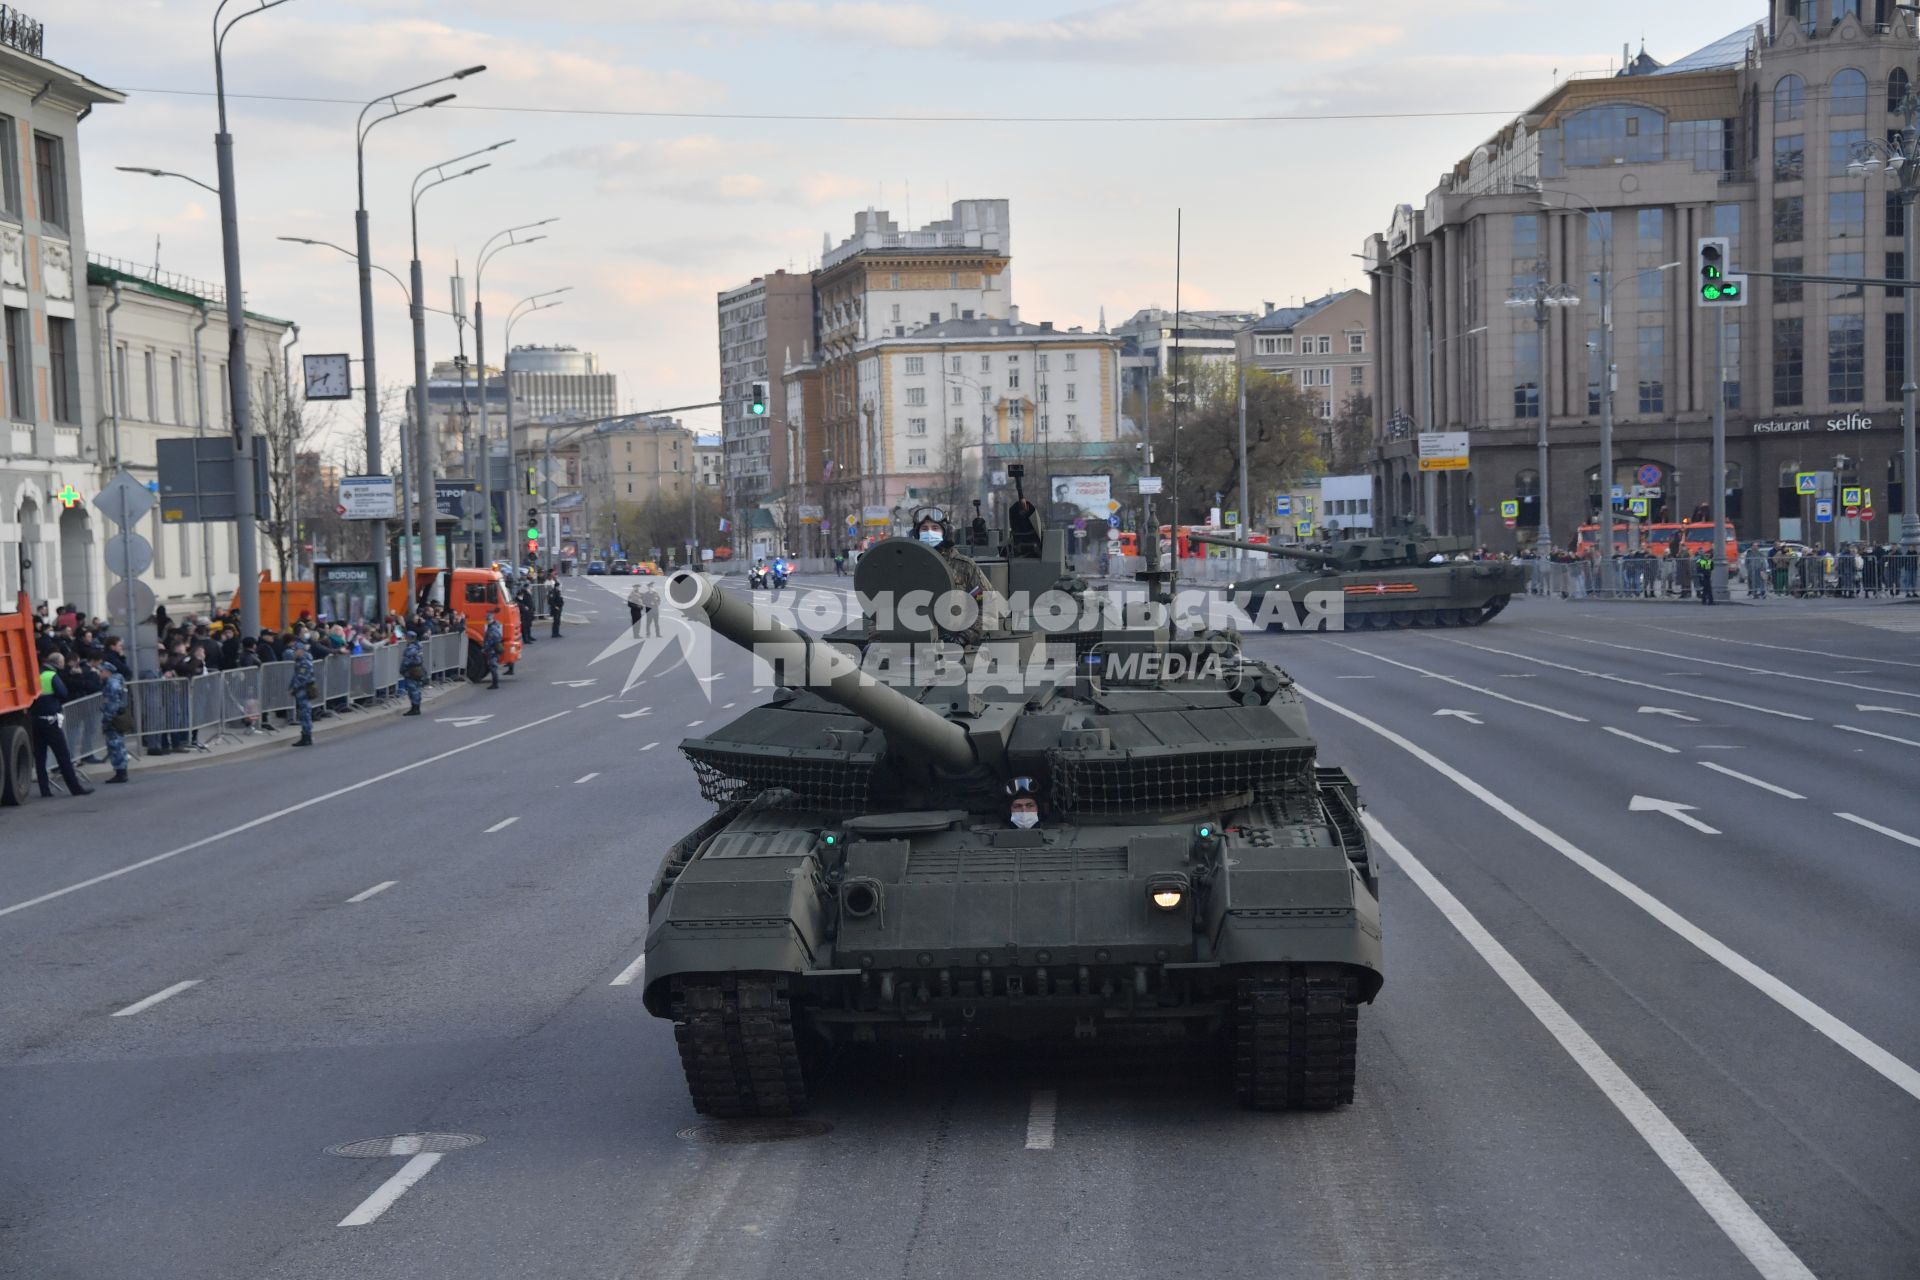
[868,316,1112,345]
[1646,26,1754,76]
[1243,291,1351,334]
[87,261,293,329]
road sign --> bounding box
[104,532,153,578]
[1629,497,1650,517]
[1137,476,1162,495]
[1417,431,1470,471]
[1106,500,1120,513]
[95,469,157,525]
[1503,518,1517,529]
[1295,518,1313,537]
[1637,464,1661,487]
[1107,514,1121,529]
[1815,499,1834,523]
[845,513,857,528]
[106,578,156,621]
[1275,496,1293,515]
[1500,500,1519,519]
[1224,509,1239,526]
[339,475,399,520]
[1796,471,1819,495]
[1842,486,1863,512]
[1610,484,1625,500]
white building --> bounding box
[1318,474,1375,536]
[87,257,295,614]
[507,344,616,418]
[0,15,122,615]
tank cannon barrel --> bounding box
[667,572,977,775]
[1186,530,1341,567]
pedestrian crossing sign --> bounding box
[1629,497,1650,517]
[1295,519,1313,537]
[1796,472,1819,494]
[1500,500,1519,518]
[1842,486,1863,508]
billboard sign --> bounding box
[1417,432,1470,472]
[339,475,399,520]
[1048,474,1113,520]
[314,562,381,626]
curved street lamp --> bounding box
[1505,277,1581,552]
[468,218,556,562]
[1849,109,1920,567]
[502,289,570,559]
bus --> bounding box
[1576,520,1737,561]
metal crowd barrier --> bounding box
[1519,551,1920,601]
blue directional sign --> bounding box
[1107,514,1121,529]
[1814,498,1834,523]
[1275,496,1293,516]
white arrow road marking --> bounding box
[1602,727,1678,754]
[1855,703,1920,719]
[1331,643,1587,722]
[1698,762,1804,800]
[610,952,648,986]
[112,980,201,1017]
[435,715,493,728]
[1024,1089,1059,1151]
[346,881,397,904]
[1835,723,1920,749]
[1434,709,1483,724]
[1639,706,1700,722]
[552,679,597,688]
[338,1153,445,1227]
[1835,812,1920,849]
[484,817,519,834]
[617,707,652,720]
[1441,639,1814,721]
[1630,795,1720,834]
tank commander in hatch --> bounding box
[914,512,993,645]
[1007,777,1042,829]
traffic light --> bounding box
[749,381,769,416]
[526,523,541,542]
[1696,236,1746,307]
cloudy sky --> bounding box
[66,0,1761,456]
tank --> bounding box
[639,508,1382,1117]
[1189,526,1528,629]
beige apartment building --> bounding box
[1235,290,1373,448]
[1368,4,1916,550]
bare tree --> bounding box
[1146,363,1321,524]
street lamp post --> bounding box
[473,220,556,567]
[355,65,483,617]
[503,289,569,566]
[409,140,511,580]
[1427,324,1488,535]
[1506,268,1581,552]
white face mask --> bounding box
[1010,810,1038,829]
[919,530,944,546]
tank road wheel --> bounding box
[1234,968,1360,1111]
[0,723,33,807]
[1389,612,1416,629]
[670,973,810,1118]
[1355,612,1384,631]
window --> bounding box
[1775,74,1805,124]
[950,384,963,405]
[1064,353,1076,371]
[1513,329,1540,419]
[908,449,927,467]
[1317,335,1332,354]
[980,354,990,373]
[0,117,18,216]
[1774,317,1805,405]
[1723,321,1742,411]
[1830,190,1866,241]
[1350,365,1365,385]
[1714,203,1741,245]
[1829,250,1864,298]
[169,355,182,426]
[144,351,157,422]
[1829,313,1866,403]
[948,271,958,288]
[891,304,901,323]
[1832,69,1867,117]
[1038,414,1049,433]
[953,416,965,433]
[1892,190,1908,238]
[113,345,129,417]
[1514,214,1539,247]
[1637,324,1665,414]
[889,272,900,288]
[1886,311,1905,400]
[904,355,923,374]
[906,387,926,406]
[1256,337,1279,355]
[1672,118,1734,173]
[1888,251,1905,298]
[1065,382,1077,401]
[1585,210,1613,249]
[1637,208,1664,242]
[1007,366,1020,389]
[1280,336,1295,355]
[3,306,26,420]
[1830,128,1866,176]
[1348,333,1365,353]
[950,303,958,320]
[928,312,939,325]
[1036,353,1048,370]
[1563,104,1667,166]
[31,132,66,229]
[1773,196,1804,243]
[908,417,927,436]
[1774,256,1804,303]
[1038,382,1048,402]
[1639,268,1665,302]
[48,316,77,423]
[1890,68,1910,114]
[1773,135,1805,181]
[950,355,962,373]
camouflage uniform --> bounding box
[100,667,130,780]
[288,644,316,744]
[483,616,504,689]
[399,637,425,713]
[937,545,991,646]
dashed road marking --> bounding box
[1024,1089,1058,1150]
[1834,723,1920,749]
[618,707,652,719]
[1835,812,1920,849]
[1331,642,1587,722]
[1698,762,1804,800]
[1442,639,1814,722]
[610,952,648,986]
[642,742,658,751]
[574,773,600,785]
[1603,727,1678,754]
[338,1153,445,1227]
[346,881,398,904]
[687,720,704,728]
[112,980,201,1017]
[485,817,519,834]
[578,695,614,708]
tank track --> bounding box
[1346,594,1511,630]
[1233,968,1360,1110]
[670,973,810,1117]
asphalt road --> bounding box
[3,575,1917,1279]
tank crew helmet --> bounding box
[914,508,950,549]
[1006,776,1040,829]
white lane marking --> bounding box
[1698,763,1805,800]
[112,979,201,1017]
[1698,745,1745,750]
[1629,795,1721,835]
[1329,642,1588,722]
[1835,812,1920,850]
[1333,675,1375,679]
[0,709,577,921]
[610,952,648,986]
[388,1134,424,1156]
[574,773,600,785]
[1836,670,1874,675]
[1834,723,1920,749]
[1639,706,1700,722]
[618,707,653,720]
[337,1152,445,1227]
[1363,818,1816,1280]
[1434,709,1484,724]
[1856,703,1920,719]
[1553,631,1920,701]
[1024,1089,1059,1151]
[1295,683,1920,1104]
[1496,674,1537,678]
[722,702,736,710]
[1603,727,1679,754]
[552,679,597,688]
[484,817,519,834]
[1641,624,1920,670]
[346,881,398,904]
[642,742,658,751]
[687,720,704,728]
[578,695,614,708]
[1441,639,1815,722]
[436,715,493,728]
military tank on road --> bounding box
[1190,527,1526,629]
[639,509,1382,1117]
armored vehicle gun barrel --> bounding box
[667,571,977,775]
[1187,529,1342,567]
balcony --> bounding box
[0,6,42,59]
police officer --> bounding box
[399,631,426,715]
[288,638,317,745]
[1694,549,1716,605]
[30,659,93,796]
[516,582,536,644]
[547,576,564,638]
[626,581,647,634]
[483,609,504,689]
[98,655,131,783]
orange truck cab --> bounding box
[1,591,42,806]
[233,568,523,682]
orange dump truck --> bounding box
[233,567,523,681]
[1,591,41,806]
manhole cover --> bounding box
[677,1118,833,1145]
[327,1132,485,1159]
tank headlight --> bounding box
[1147,874,1189,911]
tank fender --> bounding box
[640,853,829,1015]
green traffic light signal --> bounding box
[526,525,540,540]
